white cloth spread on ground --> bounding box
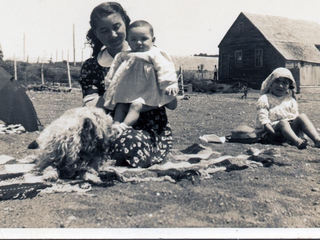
[0,123,26,134]
[0,144,281,200]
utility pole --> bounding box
[81,45,85,65]
[23,33,25,62]
[0,42,3,61]
[14,54,17,80]
[73,23,76,66]
[81,48,83,65]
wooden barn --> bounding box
[218,12,320,90]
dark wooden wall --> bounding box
[218,13,286,88]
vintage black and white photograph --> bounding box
[1,0,320,239]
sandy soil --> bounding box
[1,88,320,232]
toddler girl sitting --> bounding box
[255,67,320,149]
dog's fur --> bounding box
[35,107,115,183]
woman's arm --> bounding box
[79,58,106,106]
[165,97,178,110]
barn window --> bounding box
[238,22,244,32]
[235,50,242,67]
[255,49,263,67]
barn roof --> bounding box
[243,12,320,44]
[272,42,320,63]
[243,12,320,63]
[239,12,320,63]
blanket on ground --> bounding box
[0,144,281,201]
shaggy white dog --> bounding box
[35,107,115,183]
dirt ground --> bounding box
[1,87,320,232]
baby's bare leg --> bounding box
[123,102,156,127]
[113,103,130,124]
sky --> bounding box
[1,0,320,62]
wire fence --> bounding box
[4,56,51,64]
[4,54,84,65]
[1,58,82,88]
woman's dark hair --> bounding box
[86,2,131,57]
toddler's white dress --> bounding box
[255,93,299,132]
[104,46,177,110]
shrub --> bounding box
[190,79,219,93]
[221,81,246,93]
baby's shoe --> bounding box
[112,122,128,138]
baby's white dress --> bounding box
[104,46,177,110]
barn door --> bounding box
[221,53,229,79]
[289,67,300,93]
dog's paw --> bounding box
[42,166,59,182]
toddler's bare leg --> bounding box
[291,114,320,147]
[274,120,305,148]
[113,103,130,124]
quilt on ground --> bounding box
[0,143,281,200]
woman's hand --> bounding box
[165,97,178,110]
[84,94,105,108]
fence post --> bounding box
[178,66,185,96]
[41,62,45,85]
[67,51,72,88]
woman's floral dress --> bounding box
[79,57,173,168]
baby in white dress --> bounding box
[104,20,178,136]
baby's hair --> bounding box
[86,2,131,57]
[127,20,154,37]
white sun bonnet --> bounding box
[260,67,296,94]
